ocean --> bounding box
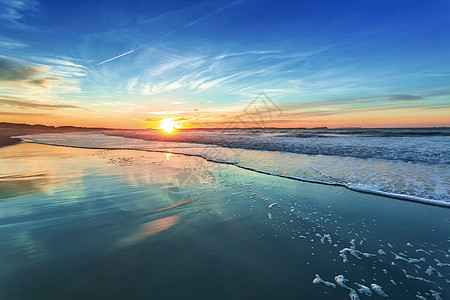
[0,129,448,299]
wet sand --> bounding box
[0,131,23,148]
[0,142,448,299]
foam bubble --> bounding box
[391,251,426,264]
[370,283,389,298]
[354,283,372,296]
[340,239,376,263]
[334,275,360,300]
[425,266,443,278]
[434,259,450,267]
[312,274,336,288]
[430,289,443,300]
[416,249,432,256]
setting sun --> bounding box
[158,118,182,134]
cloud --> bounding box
[387,94,423,101]
[128,46,324,96]
[0,56,66,89]
[0,56,84,90]
[0,56,45,82]
[0,38,27,49]
[127,76,139,94]
[0,96,88,110]
[28,77,60,88]
[147,110,189,115]
[0,111,50,116]
[0,0,39,28]
[423,72,450,77]
[39,57,88,79]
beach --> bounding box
[0,137,448,299]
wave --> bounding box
[105,129,450,165]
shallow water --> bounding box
[0,142,449,299]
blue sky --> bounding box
[1,0,449,128]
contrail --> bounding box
[97,1,242,65]
[97,48,140,65]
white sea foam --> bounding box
[340,239,376,263]
[391,251,426,264]
[434,259,450,267]
[405,274,437,284]
[312,274,336,288]
[334,275,360,300]
[354,283,372,296]
[416,249,432,256]
[316,233,332,244]
[378,249,386,255]
[425,266,443,277]
[370,284,388,298]
[430,289,443,300]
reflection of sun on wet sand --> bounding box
[122,216,180,246]
[141,216,180,237]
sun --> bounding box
[158,118,182,134]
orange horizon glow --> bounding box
[1,106,449,130]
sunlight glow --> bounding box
[158,118,182,134]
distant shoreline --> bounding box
[1,121,448,148]
[0,122,116,149]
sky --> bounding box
[0,0,449,129]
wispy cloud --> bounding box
[0,96,87,110]
[0,0,39,28]
[0,55,89,116]
[0,38,27,49]
[97,1,243,65]
[127,47,325,97]
[0,55,86,88]
[0,56,47,86]
[423,71,450,77]
[387,94,423,101]
[0,111,50,116]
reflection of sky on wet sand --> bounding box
[0,143,203,209]
[0,142,203,278]
[0,172,53,199]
